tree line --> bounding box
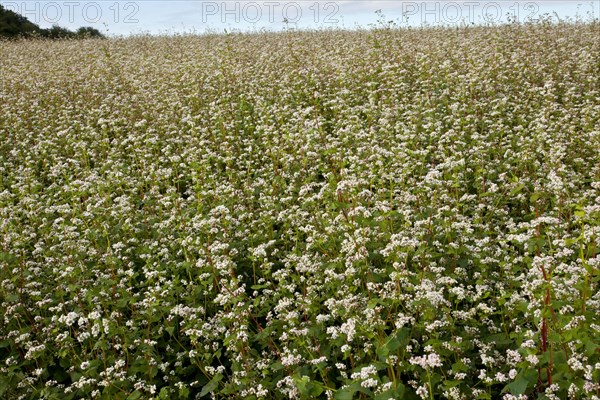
[0,5,104,39]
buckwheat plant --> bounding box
[1,19,599,400]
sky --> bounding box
[2,1,598,35]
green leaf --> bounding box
[584,337,599,356]
[179,385,190,398]
[503,375,529,395]
[510,184,525,196]
[367,298,380,309]
[375,383,405,400]
[0,378,7,397]
[296,376,324,397]
[564,237,579,246]
[199,373,222,398]
[375,391,394,400]
[451,361,469,373]
[442,380,461,389]
[251,284,269,290]
[126,390,143,400]
[0,252,17,264]
[271,361,284,371]
[335,386,357,400]
[93,340,108,351]
[6,293,19,303]
[335,382,368,400]
[158,387,170,400]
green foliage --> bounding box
[0,4,104,39]
[0,4,39,37]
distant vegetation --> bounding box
[0,4,104,39]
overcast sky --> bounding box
[2,1,597,35]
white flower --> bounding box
[526,355,539,366]
[416,385,429,399]
[409,353,443,369]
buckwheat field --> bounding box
[1,21,599,400]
